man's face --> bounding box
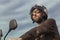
[32,9,43,22]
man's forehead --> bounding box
[32,8,42,13]
[33,9,40,12]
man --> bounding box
[19,4,60,40]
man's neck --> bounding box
[38,19,46,25]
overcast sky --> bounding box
[0,0,60,40]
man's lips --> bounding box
[33,16,39,20]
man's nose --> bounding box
[33,13,37,16]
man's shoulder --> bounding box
[46,18,56,22]
[45,18,56,24]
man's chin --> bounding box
[33,18,42,23]
[33,19,39,23]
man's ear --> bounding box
[42,13,45,16]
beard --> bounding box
[32,16,43,24]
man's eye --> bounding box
[34,11,36,13]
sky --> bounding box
[0,0,60,40]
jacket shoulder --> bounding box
[45,18,56,25]
[46,18,56,22]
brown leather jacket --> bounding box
[19,18,60,40]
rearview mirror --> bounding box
[4,19,17,40]
[9,19,17,30]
